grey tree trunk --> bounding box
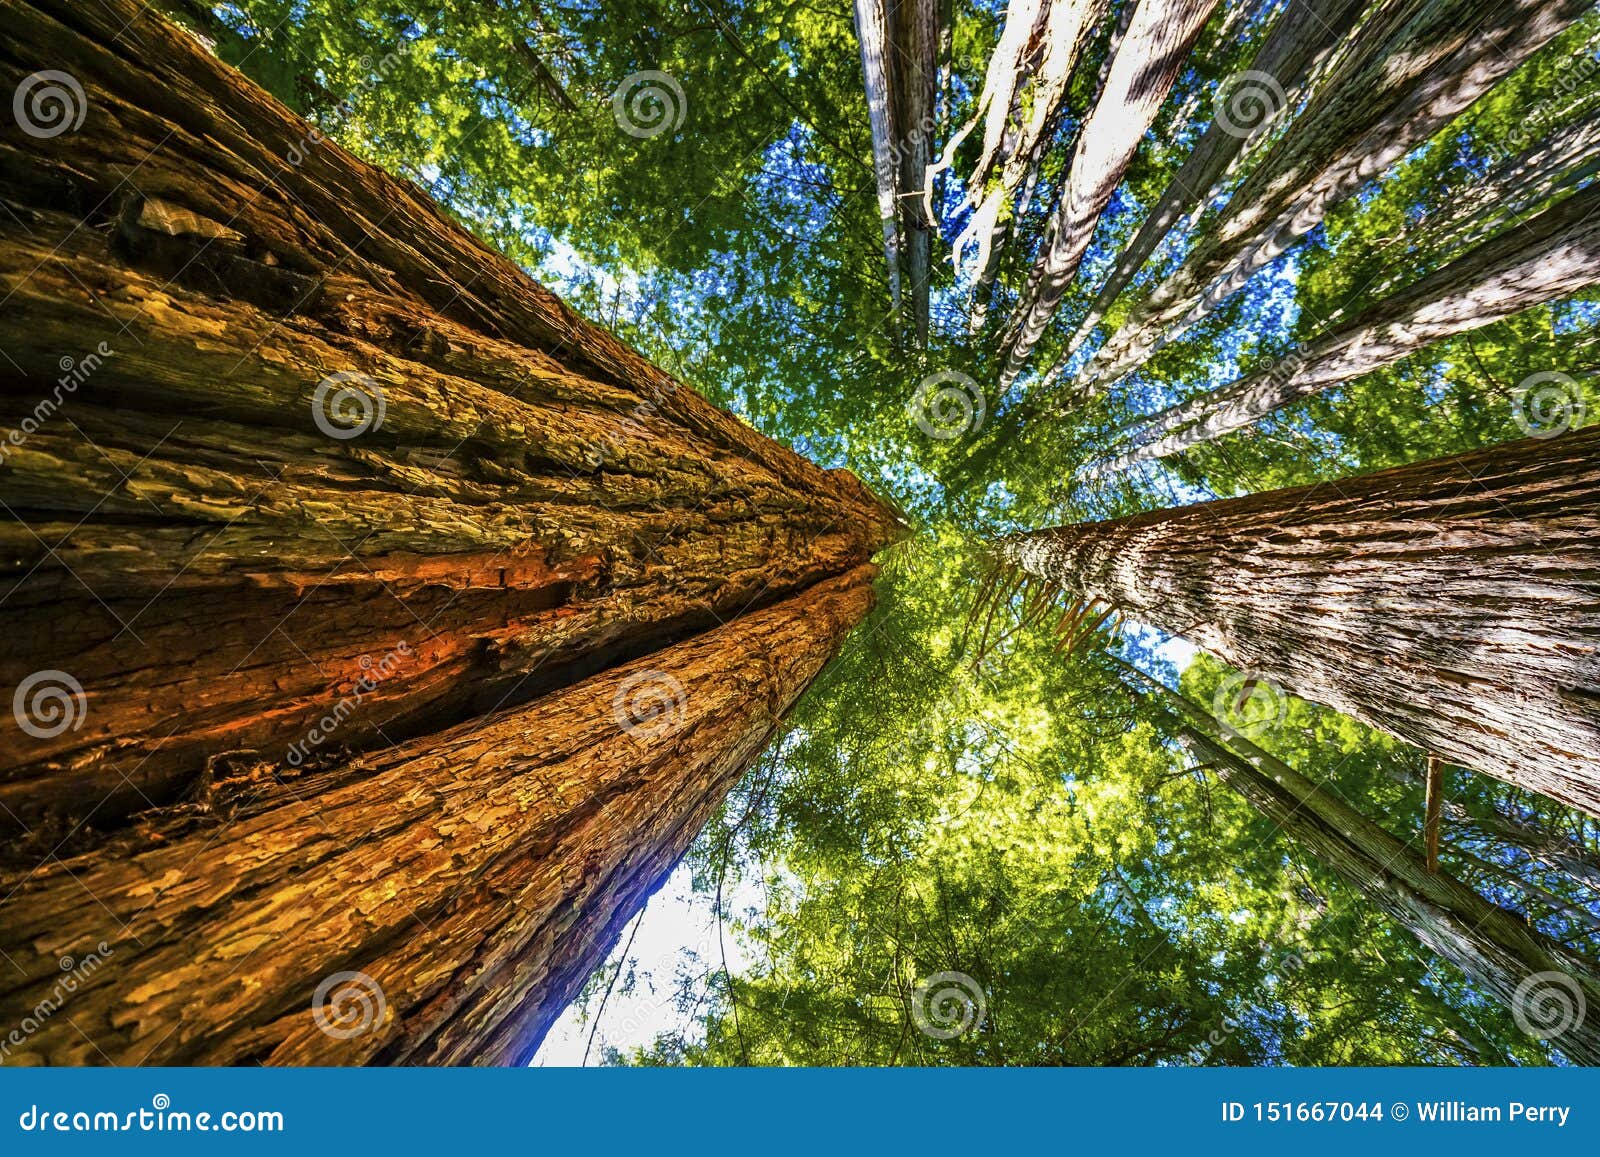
[1002,426,1600,817]
[952,0,1100,326]
[1067,0,1589,404]
[854,0,905,319]
[1060,0,1365,363]
[1142,675,1600,1065]
[1091,181,1600,473]
[890,0,942,345]
[999,0,1221,388]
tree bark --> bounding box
[1141,675,1600,1065]
[1002,426,1600,817]
[0,0,901,835]
[0,0,902,1066]
[854,0,905,320]
[1058,0,1365,363]
[0,568,879,1065]
[1090,181,1600,473]
[999,0,1221,388]
[889,0,942,346]
[951,0,1100,322]
[1068,0,1589,403]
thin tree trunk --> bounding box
[1139,673,1600,1065]
[1090,182,1600,473]
[854,0,905,318]
[998,0,1220,388]
[890,0,941,345]
[951,0,1100,313]
[1059,0,1365,362]
[1001,426,1600,817]
[0,0,900,835]
[0,568,878,1065]
[1068,0,1589,403]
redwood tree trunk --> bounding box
[0,569,878,1065]
[0,0,900,834]
[0,0,901,1064]
[999,0,1220,388]
[1148,680,1600,1065]
[1092,181,1600,472]
[1002,427,1600,816]
[1071,0,1588,402]
[1061,0,1364,362]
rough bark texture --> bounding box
[1091,181,1600,473]
[1152,682,1600,1065]
[1070,0,1588,402]
[0,569,878,1065]
[0,0,902,1066]
[1004,427,1600,817]
[1059,0,1364,361]
[999,0,1220,388]
[0,0,902,835]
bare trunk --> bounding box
[854,0,905,318]
[1146,677,1600,1065]
[890,0,942,345]
[1003,427,1600,816]
[1091,181,1600,473]
[1070,0,1589,403]
[1059,0,1365,362]
[0,569,878,1065]
[998,0,1221,388]
[951,0,1100,310]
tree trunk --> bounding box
[0,0,901,835]
[0,568,879,1065]
[1058,0,1365,363]
[1091,181,1600,473]
[1069,0,1589,403]
[951,0,1099,312]
[854,0,905,319]
[998,0,1220,388]
[1140,674,1600,1065]
[0,0,901,1065]
[889,0,941,346]
[1001,426,1600,816]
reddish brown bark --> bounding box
[0,0,901,834]
[0,569,878,1065]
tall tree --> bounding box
[1134,670,1600,1065]
[0,0,899,832]
[1059,0,1590,403]
[998,426,1600,817]
[854,0,905,318]
[1061,0,1365,360]
[0,569,878,1064]
[891,0,942,345]
[949,0,1102,329]
[1090,181,1600,473]
[998,0,1221,387]
[0,0,899,1063]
